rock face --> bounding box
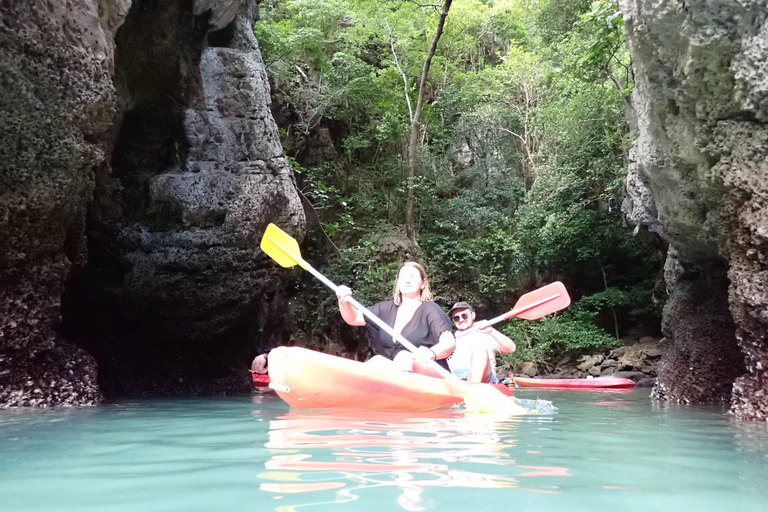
[1,0,305,404]
[0,0,126,406]
[269,69,338,166]
[620,0,767,419]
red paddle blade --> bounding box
[509,281,570,320]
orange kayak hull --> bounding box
[267,347,511,411]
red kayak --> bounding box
[513,376,635,388]
[252,374,270,387]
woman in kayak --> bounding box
[336,261,456,373]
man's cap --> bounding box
[449,301,474,317]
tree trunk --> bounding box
[405,0,453,239]
[599,260,620,340]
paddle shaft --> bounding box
[455,292,562,339]
[302,264,461,383]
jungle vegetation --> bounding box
[253,0,662,365]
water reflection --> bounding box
[255,407,569,510]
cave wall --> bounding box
[620,0,767,419]
[1,0,306,404]
[0,0,129,405]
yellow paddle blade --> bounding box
[261,223,305,269]
[459,382,528,415]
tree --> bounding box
[251,0,661,355]
[405,0,453,239]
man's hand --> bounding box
[474,320,493,333]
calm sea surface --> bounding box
[1,388,767,512]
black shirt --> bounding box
[364,300,453,370]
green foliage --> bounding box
[499,313,620,364]
[579,0,625,67]
[423,223,524,308]
[254,0,661,358]
[530,0,594,45]
[290,158,355,238]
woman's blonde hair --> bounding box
[392,261,433,306]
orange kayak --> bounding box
[513,376,635,388]
[267,346,512,411]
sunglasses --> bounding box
[452,312,471,322]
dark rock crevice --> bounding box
[652,259,745,403]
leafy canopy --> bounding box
[253,0,660,359]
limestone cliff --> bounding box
[0,0,126,406]
[620,0,767,420]
[0,0,305,404]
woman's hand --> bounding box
[336,285,353,302]
[431,330,456,359]
[416,346,437,362]
[337,285,366,326]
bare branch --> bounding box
[296,188,341,255]
[405,0,442,8]
[498,126,535,187]
[386,23,414,123]
[497,126,525,143]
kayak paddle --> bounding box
[260,223,528,416]
[455,281,571,339]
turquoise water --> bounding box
[1,389,767,512]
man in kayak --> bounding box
[251,352,269,374]
[447,302,516,384]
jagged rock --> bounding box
[620,0,768,418]
[268,66,337,166]
[588,366,602,377]
[1,0,306,403]
[514,361,538,377]
[612,370,647,382]
[63,1,305,397]
[300,127,338,167]
[617,341,664,373]
[613,371,655,388]
[453,140,475,169]
[0,0,128,406]
[521,362,537,377]
[608,346,627,360]
[376,224,419,262]
[535,337,664,383]
[577,354,605,372]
